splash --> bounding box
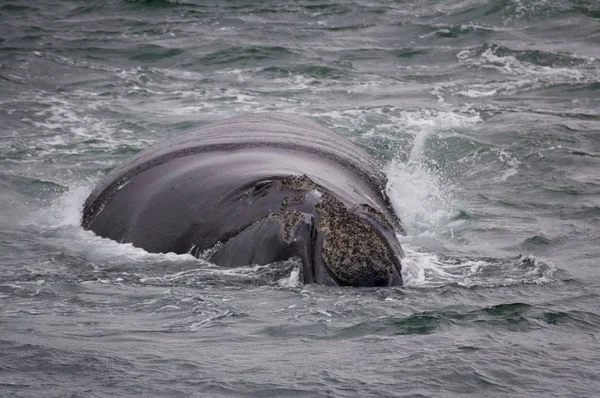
[28,180,198,266]
[386,159,455,236]
[382,109,467,287]
[384,108,477,235]
[381,107,556,288]
[37,181,96,229]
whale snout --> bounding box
[321,238,397,287]
[314,193,403,287]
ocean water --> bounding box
[1,0,599,396]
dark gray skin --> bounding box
[82,113,405,287]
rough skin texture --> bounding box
[279,175,317,191]
[316,193,394,286]
[281,194,306,207]
[266,210,303,244]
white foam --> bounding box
[457,87,498,98]
[313,107,481,142]
[387,139,549,288]
[24,93,155,159]
[505,0,551,21]
[278,264,302,288]
[401,244,555,288]
[451,46,599,98]
[37,182,95,228]
[496,148,522,182]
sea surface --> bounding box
[1,1,600,397]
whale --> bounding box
[82,113,405,286]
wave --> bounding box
[304,302,600,339]
[439,44,600,99]
[401,246,555,288]
[124,0,199,9]
[194,46,298,66]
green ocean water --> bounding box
[1,1,600,396]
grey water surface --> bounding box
[1,1,600,397]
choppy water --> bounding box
[1,0,600,396]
